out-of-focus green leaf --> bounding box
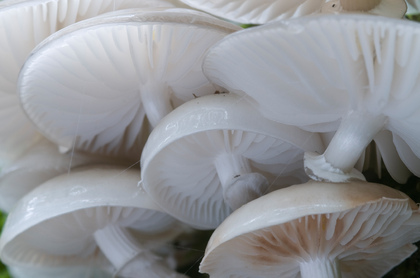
[0,212,9,278]
[406,13,420,22]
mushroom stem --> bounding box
[140,82,173,128]
[305,111,386,181]
[300,258,342,278]
[214,153,269,210]
[323,111,387,172]
[94,224,177,277]
[94,224,144,272]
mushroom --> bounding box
[0,165,188,278]
[203,14,420,183]
[0,139,125,213]
[17,8,241,159]
[140,94,324,229]
[178,0,325,24]
[200,180,420,277]
[0,0,177,166]
[178,0,406,25]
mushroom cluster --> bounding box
[0,0,420,277]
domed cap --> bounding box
[0,165,187,277]
[200,180,420,277]
[0,138,124,212]
[203,14,420,182]
[17,8,241,159]
[141,94,324,229]
[0,0,176,167]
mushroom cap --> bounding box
[203,14,420,178]
[178,0,324,24]
[17,8,241,159]
[0,0,176,167]
[0,165,181,272]
[321,0,407,18]
[179,0,406,25]
[200,180,420,277]
[0,138,126,212]
[141,94,324,229]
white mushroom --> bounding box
[178,0,324,24]
[203,14,420,183]
[0,165,187,278]
[0,0,176,167]
[140,94,324,229]
[178,0,406,25]
[0,139,126,213]
[200,180,420,277]
[17,8,241,159]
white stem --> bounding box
[323,111,386,173]
[214,153,269,211]
[94,225,143,271]
[300,258,342,278]
[304,111,386,182]
[140,82,173,128]
[94,225,181,277]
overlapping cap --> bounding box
[17,8,241,159]
[200,180,420,277]
[141,94,324,229]
[203,14,420,182]
[0,0,176,166]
